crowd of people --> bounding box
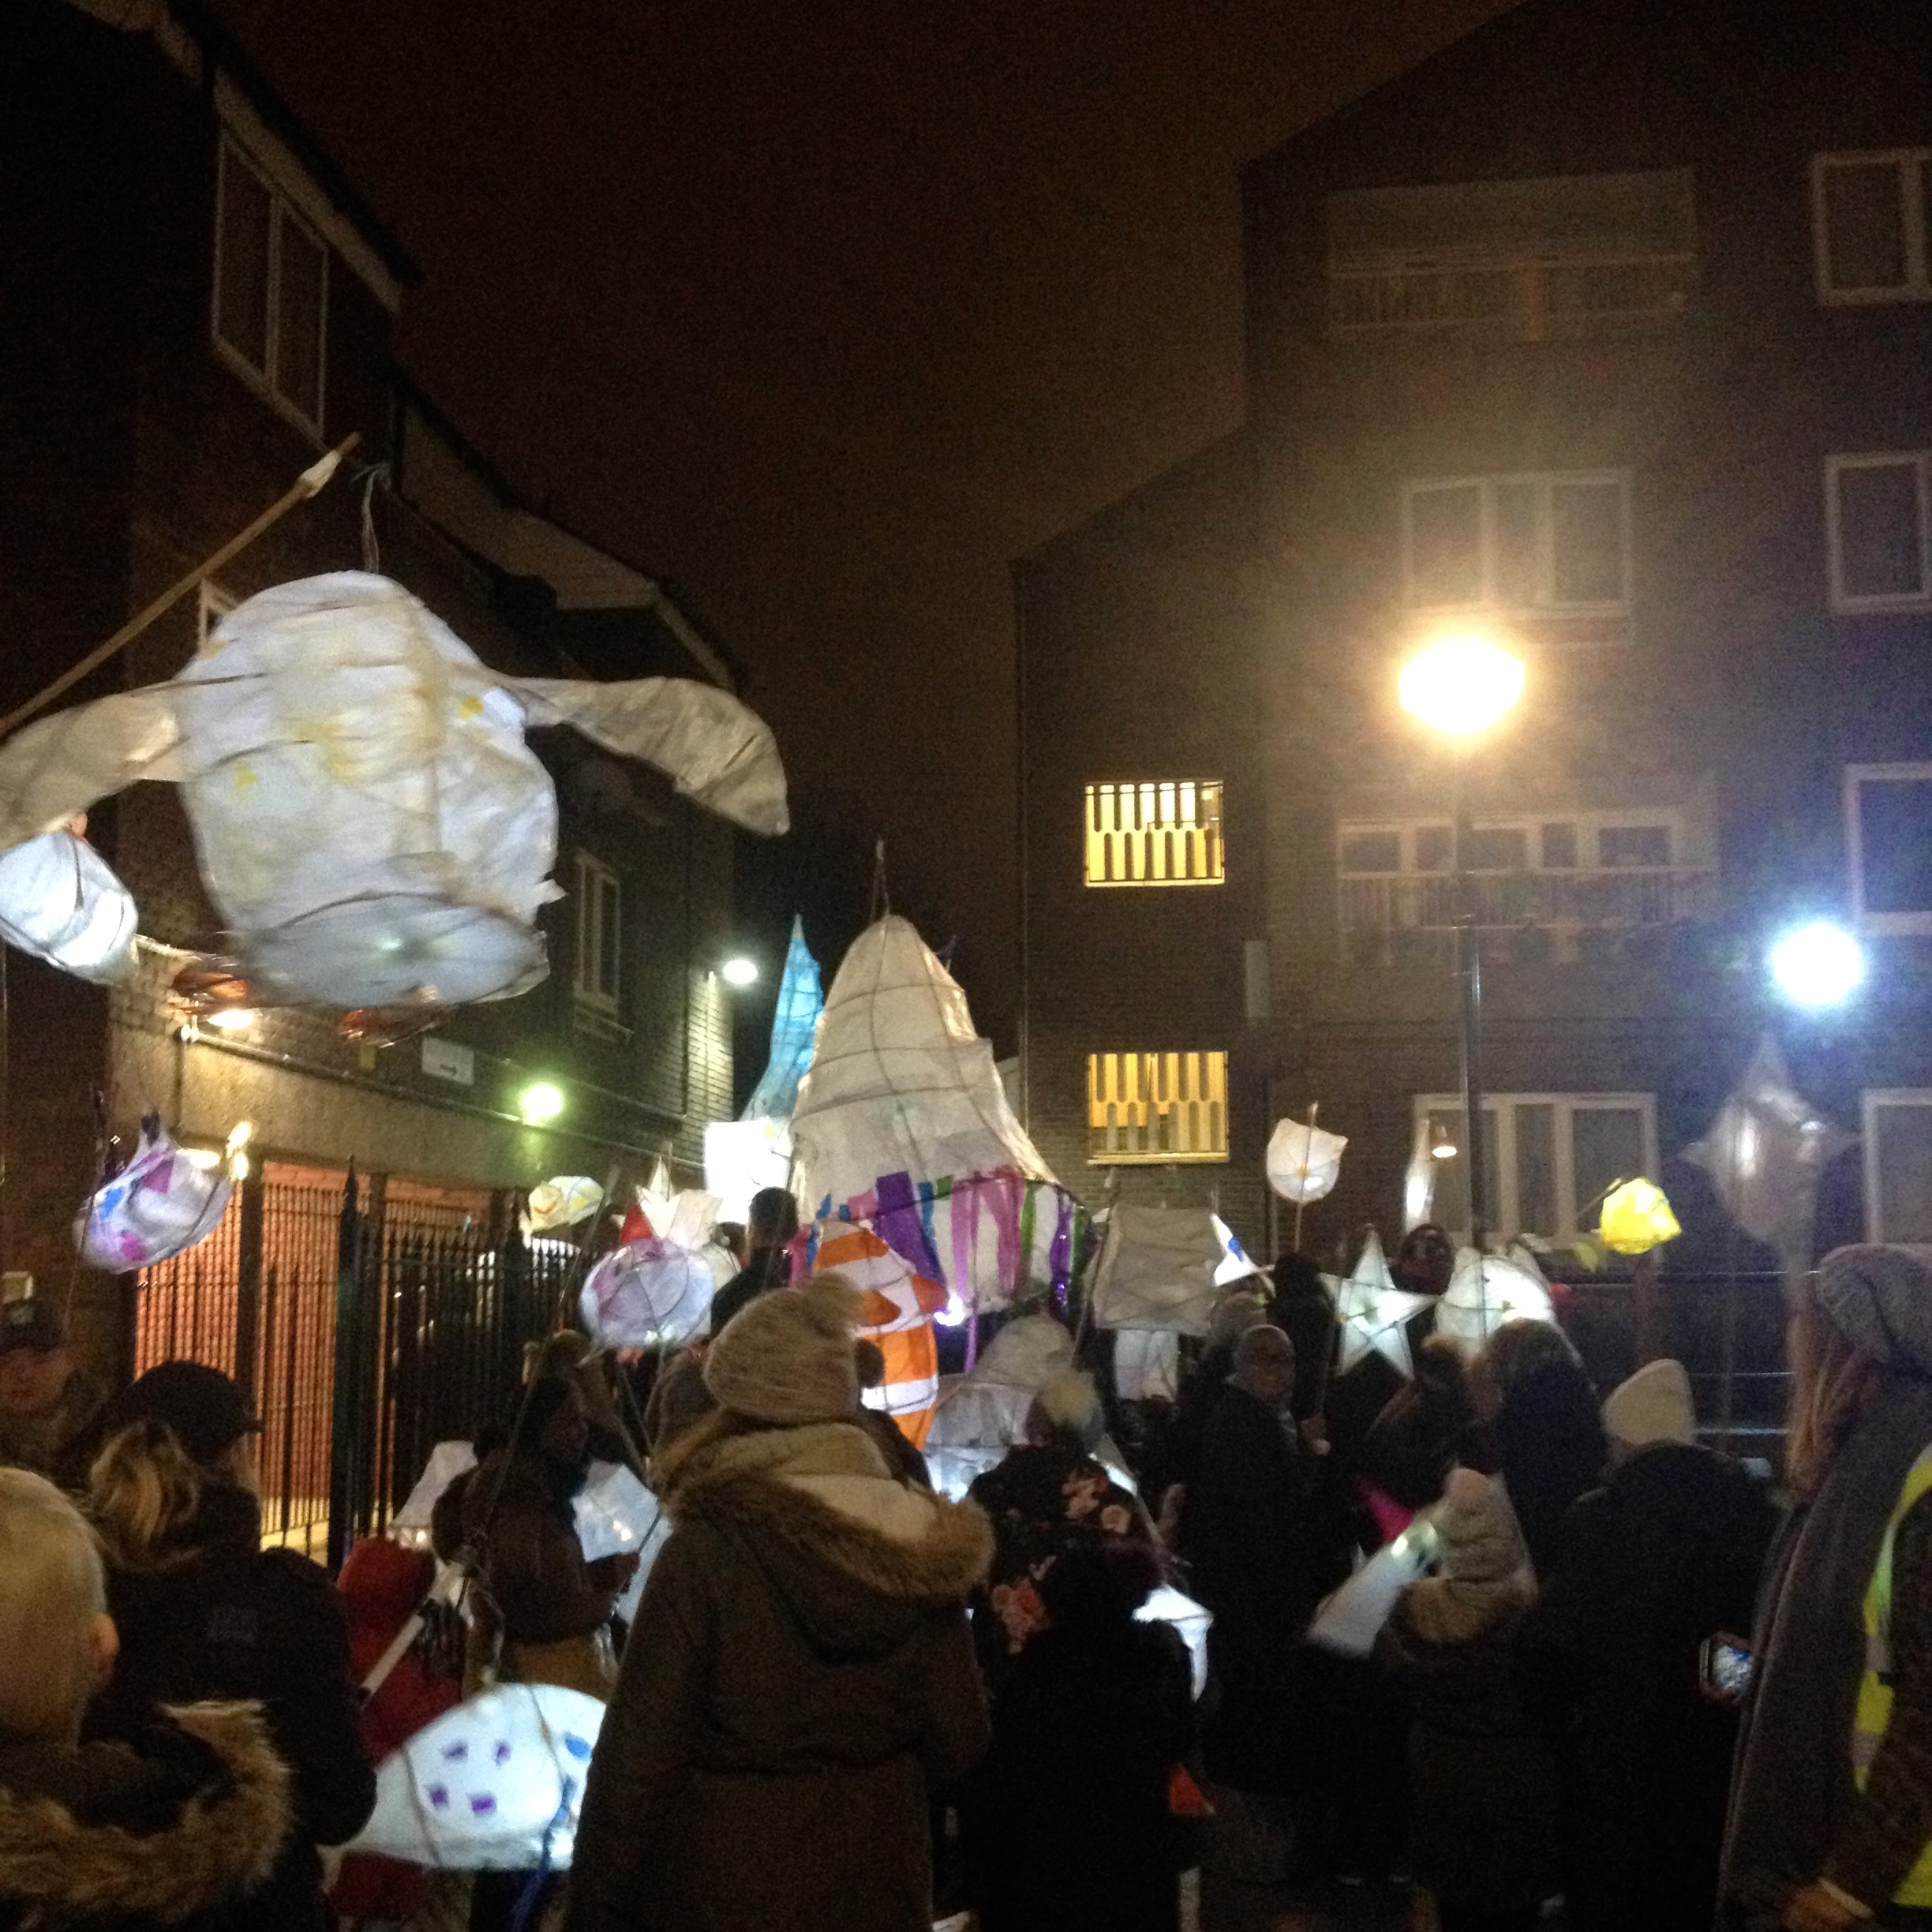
[0,1224,1930,1932]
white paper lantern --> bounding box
[0,829,138,984]
[1434,1245,1556,1351]
[348,1684,605,1870]
[0,572,789,1009]
[391,1440,478,1549]
[76,1120,234,1271]
[522,1177,604,1237]
[578,1240,717,1350]
[1266,1117,1347,1204]
[703,1116,793,1226]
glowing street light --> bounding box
[1399,628,1526,739]
[1400,626,1526,1249]
[519,1081,565,1125]
[719,956,760,987]
[1769,921,1866,1009]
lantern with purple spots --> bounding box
[348,1684,606,1870]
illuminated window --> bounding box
[1085,781,1223,886]
[1405,474,1631,619]
[1813,151,1931,305]
[1414,1091,1656,1239]
[1088,1051,1228,1163]
[572,852,622,1012]
[214,135,328,432]
[1827,455,1932,612]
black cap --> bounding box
[0,1297,66,1354]
[106,1361,260,1462]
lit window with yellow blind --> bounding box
[1085,781,1224,886]
[1088,1051,1229,1163]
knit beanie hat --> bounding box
[1601,1357,1697,1450]
[1436,1467,1527,1582]
[703,1271,863,1425]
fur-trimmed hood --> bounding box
[663,1418,993,1656]
[0,1702,290,1928]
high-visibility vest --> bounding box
[1855,1443,1932,1908]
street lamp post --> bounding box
[1399,629,1526,1252]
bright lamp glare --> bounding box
[720,957,759,987]
[1432,1141,1458,1160]
[1769,922,1865,1009]
[204,1007,257,1032]
[1399,631,1526,738]
[519,1081,566,1125]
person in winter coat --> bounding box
[80,1361,374,1932]
[1476,1319,1607,1578]
[964,1538,1195,1932]
[1519,1357,1774,1932]
[1163,1288,1269,1511]
[329,1538,464,1927]
[0,1468,292,1932]
[969,1369,1142,1678]
[1721,1248,1932,1932]
[1182,1323,1339,1793]
[564,1273,992,1932]
[1362,1335,1481,1517]
[454,1371,638,1699]
[1376,1468,1559,1932]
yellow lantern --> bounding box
[1599,1178,1681,1256]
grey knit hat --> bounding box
[703,1271,863,1425]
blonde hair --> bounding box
[88,1418,211,1572]
[1786,1281,1881,1500]
[0,1470,107,1742]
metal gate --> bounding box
[136,1164,571,1564]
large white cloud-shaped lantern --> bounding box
[0,573,788,1009]
[0,829,137,984]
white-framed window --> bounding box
[1846,763,1932,934]
[572,852,622,1012]
[1413,1091,1657,1241]
[213,134,328,433]
[1084,781,1224,886]
[1866,1091,1932,1242]
[1088,1051,1228,1163]
[1813,150,1932,305]
[1404,472,1631,619]
[1826,454,1932,612]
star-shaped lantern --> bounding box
[1321,1227,1434,1378]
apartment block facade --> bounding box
[1018,0,1931,1272]
[4,0,747,1391]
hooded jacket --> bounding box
[0,1702,289,1932]
[1721,1245,1932,1930]
[564,1417,992,1932]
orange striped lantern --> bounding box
[815,1224,948,1447]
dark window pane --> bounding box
[1409,485,1485,605]
[1836,462,1925,601]
[598,878,621,998]
[1341,830,1402,873]
[216,150,271,373]
[1573,1107,1646,1226]
[1462,826,1528,871]
[1859,777,1932,916]
[1550,480,1627,605]
[1823,161,1908,292]
[1599,825,1672,867]
[1541,822,1579,869]
[275,216,325,425]
[1415,825,1455,872]
[1425,1106,1497,1232]
[1492,480,1539,608]
[1515,1103,1557,1237]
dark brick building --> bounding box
[1019,0,1932,1274]
[3,0,749,1391]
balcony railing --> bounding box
[1339,866,1717,964]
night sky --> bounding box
[209,0,1512,1050]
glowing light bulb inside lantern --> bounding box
[1399,630,1526,739]
[720,956,759,987]
[520,1081,565,1125]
